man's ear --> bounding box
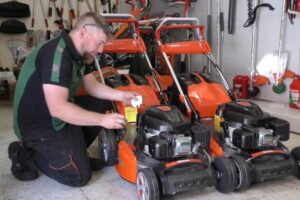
[79,27,86,39]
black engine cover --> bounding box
[141,105,191,134]
[232,128,256,150]
[269,117,290,141]
[148,136,169,159]
[221,101,267,126]
[190,121,211,150]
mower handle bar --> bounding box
[101,13,136,20]
[155,17,201,41]
[155,17,199,32]
[101,13,140,39]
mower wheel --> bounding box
[212,156,236,193]
[230,154,251,192]
[98,128,118,166]
[136,168,160,200]
[291,147,300,178]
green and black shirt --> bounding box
[13,31,91,140]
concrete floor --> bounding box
[1,101,300,200]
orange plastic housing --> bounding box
[159,40,212,55]
[209,137,223,158]
[103,38,146,53]
[186,73,231,118]
[146,70,173,92]
[113,75,160,115]
[115,140,138,183]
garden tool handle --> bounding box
[48,0,52,17]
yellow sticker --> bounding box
[125,106,138,123]
[214,115,221,133]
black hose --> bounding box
[244,3,275,27]
[228,0,236,34]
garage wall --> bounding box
[189,0,300,103]
[0,0,111,70]
[1,1,299,104]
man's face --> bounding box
[82,25,107,56]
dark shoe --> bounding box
[8,142,39,181]
[89,157,103,171]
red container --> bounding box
[233,75,250,99]
[296,0,300,12]
[289,76,300,109]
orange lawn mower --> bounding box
[95,14,217,200]
[155,17,300,193]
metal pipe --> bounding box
[94,55,105,84]
[249,0,259,90]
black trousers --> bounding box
[19,96,112,187]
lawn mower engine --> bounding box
[138,105,210,160]
[218,101,298,183]
[218,101,289,151]
[135,105,216,195]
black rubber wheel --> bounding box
[212,156,236,193]
[98,128,118,166]
[230,154,251,192]
[136,168,160,200]
[291,147,300,178]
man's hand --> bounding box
[122,91,140,105]
[100,113,126,129]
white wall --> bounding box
[190,0,300,103]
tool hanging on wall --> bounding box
[107,0,112,13]
[77,0,83,17]
[112,0,119,13]
[60,0,65,18]
[216,0,224,69]
[245,0,259,97]
[287,0,300,24]
[228,0,236,34]
[67,0,76,29]
[31,0,36,28]
[244,0,274,97]
[39,0,49,28]
[27,30,34,47]
[48,0,53,16]
[0,19,27,34]
[48,0,61,17]
[54,0,65,30]
[101,0,107,13]
[7,39,27,70]
[0,1,31,18]
[54,0,61,16]
[94,0,99,13]
[54,18,65,30]
[206,0,212,75]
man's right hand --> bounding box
[100,113,126,129]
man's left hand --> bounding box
[122,91,140,105]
